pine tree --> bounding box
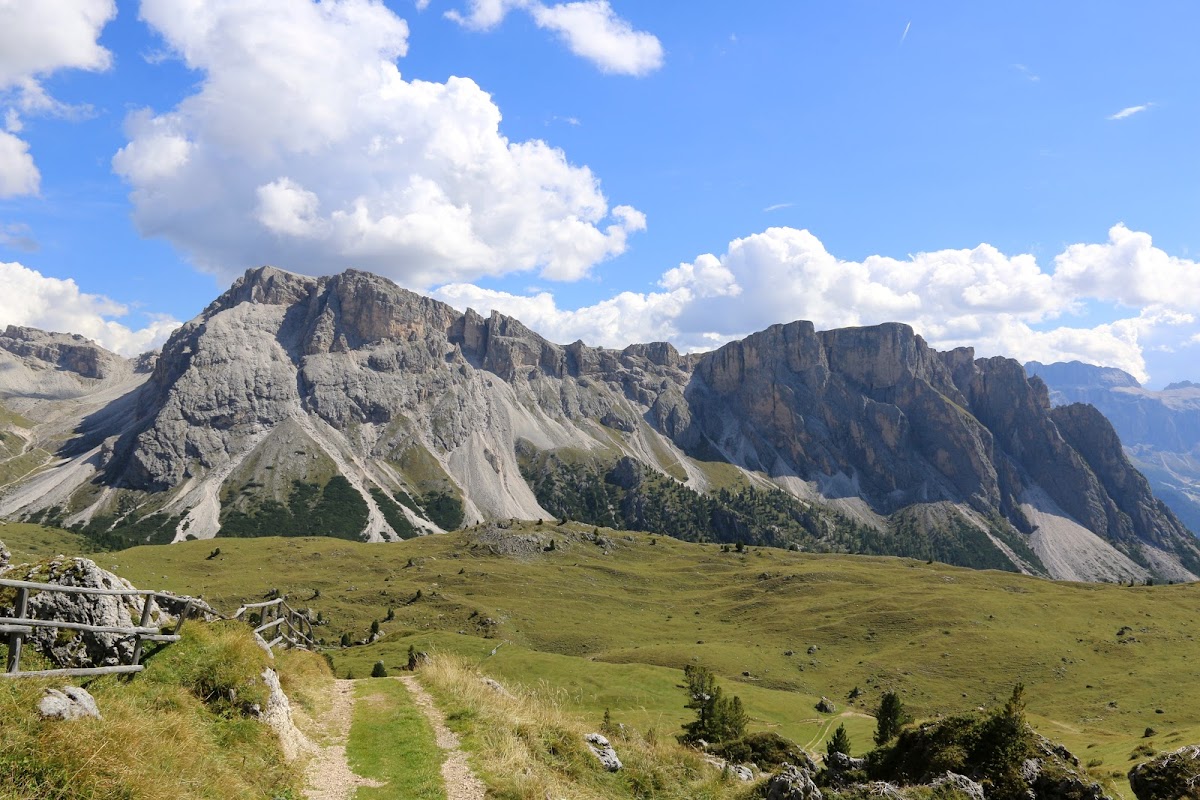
[827,723,851,757]
[339,632,352,648]
[371,660,388,678]
[874,691,906,745]
[679,664,747,744]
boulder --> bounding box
[0,539,9,571]
[8,557,176,668]
[1128,745,1200,800]
[931,772,985,800]
[38,686,101,721]
[816,696,836,713]
[730,764,754,781]
[584,733,622,772]
[824,750,866,772]
[764,762,822,800]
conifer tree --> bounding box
[874,691,906,745]
[827,723,851,757]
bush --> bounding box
[712,732,807,770]
[371,660,388,678]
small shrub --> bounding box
[371,660,388,678]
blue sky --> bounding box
[2,1,1199,386]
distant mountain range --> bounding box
[0,266,1196,583]
[1026,360,1200,535]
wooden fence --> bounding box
[0,577,192,679]
[232,597,316,652]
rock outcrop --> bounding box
[0,265,1195,582]
[0,539,9,571]
[1128,745,1200,800]
[763,762,822,800]
[5,557,175,668]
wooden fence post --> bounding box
[5,587,29,674]
[129,595,155,667]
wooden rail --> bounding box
[232,597,315,652]
[0,577,193,679]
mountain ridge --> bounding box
[1,265,1196,582]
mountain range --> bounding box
[1026,360,1200,535]
[0,265,1196,583]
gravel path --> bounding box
[399,675,487,800]
[304,679,385,800]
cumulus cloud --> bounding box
[0,0,116,197]
[448,0,663,75]
[115,0,643,286]
[0,261,179,356]
[432,225,1200,384]
[0,130,39,198]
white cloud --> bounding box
[446,0,526,29]
[0,261,179,356]
[432,226,1200,384]
[529,1,663,76]
[1108,103,1152,121]
[763,202,793,212]
[115,0,642,286]
[0,0,115,197]
[0,130,39,197]
[1053,224,1200,310]
[448,0,663,75]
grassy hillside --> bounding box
[8,519,1199,796]
[0,621,329,800]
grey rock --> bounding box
[1128,744,1200,800]
[824,751,866,772]
[764,762,822,800]
[730,764,754,781]
[931,772,985,800]
[38,686,100,721]
[259,667,314,761]
[816,696,836,713]
[584,733,622,772]
[0,539,9,571]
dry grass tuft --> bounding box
[0,622,303,799]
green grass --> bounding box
[38,520,1200,797]
[349,678,445,800]
[0,521,94,561]
[337,631,877,757]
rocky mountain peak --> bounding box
[0,324,124,380]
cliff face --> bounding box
[0,266,1195,582]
